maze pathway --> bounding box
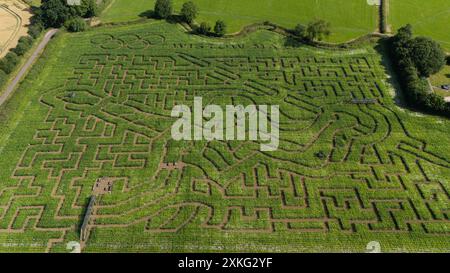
[0,22,448,252]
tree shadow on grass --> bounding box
[374,39,409,108]
[166,15,184,24]
[283,36,309,48]
[139,10,155,18]
[139,11,184,25]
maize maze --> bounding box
[0,22,448,252]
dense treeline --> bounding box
[36,0,97,28]
[154,0,227,37]
[390,24,449,117]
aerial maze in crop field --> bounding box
[0,22,448,252]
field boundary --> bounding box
[379,0,389,33]
[92,19,391,51]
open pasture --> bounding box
[390,0,450,51]
[100,0,378,43]
[0,21,449,252]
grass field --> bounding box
[390,0,450,51]
[430,64,450,98]
[100,0,378,43]
[0,21,448,252]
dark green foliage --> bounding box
[0,69,7,88]
[39,0,98,28]
[181,1,198,24]
[306,19,331,41]
[80,0,99,18]
[28,23,44,39]
[65,17,87,32]
[293,24,306,38]
[12,42,31,56]
[0,52,19,74]
[390,25,450,117]
[315,151,326,159]
[214,20,227,37]
[154,0,173,19]
[12,36,34,56]
[40,0,72,28]
[196,22,211,35]
[408,37,446,77]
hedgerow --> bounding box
[389,25,449,117]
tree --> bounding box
[181,1,198,24]
[408,37,446,77]
[196,22,211,35]
[305,19,331,41]
[214,20,226,37]
[28,23,44,39]
[154,0,173,19]
[65,17,87,32]
[293,24,306,38]
[0,52,19,74]
[40,0,71,28]
[81,0,98,18]
[0,69,6,86]
[12,36,33,56]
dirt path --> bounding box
[0,28,58,107]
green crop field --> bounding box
[390,0,450,51]
[0,21,448,252]
[100,0,378,43]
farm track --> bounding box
[0,29,59,107]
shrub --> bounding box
[408,37,446,78]
[12,44,28,57]
[293,24,306,38]
[0,69,7,87]
[196,22,211,35]
[12,37,33,56]
[65,17,87,32]
[40,0,71,28]
[0,52,19,74]
[214,20,226,37]
[28,23,44,39]
[154,0,173,19]
[306,19,331,41]
[81,0,98,18]
[181,1,198,24]
[19,36,34,47]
